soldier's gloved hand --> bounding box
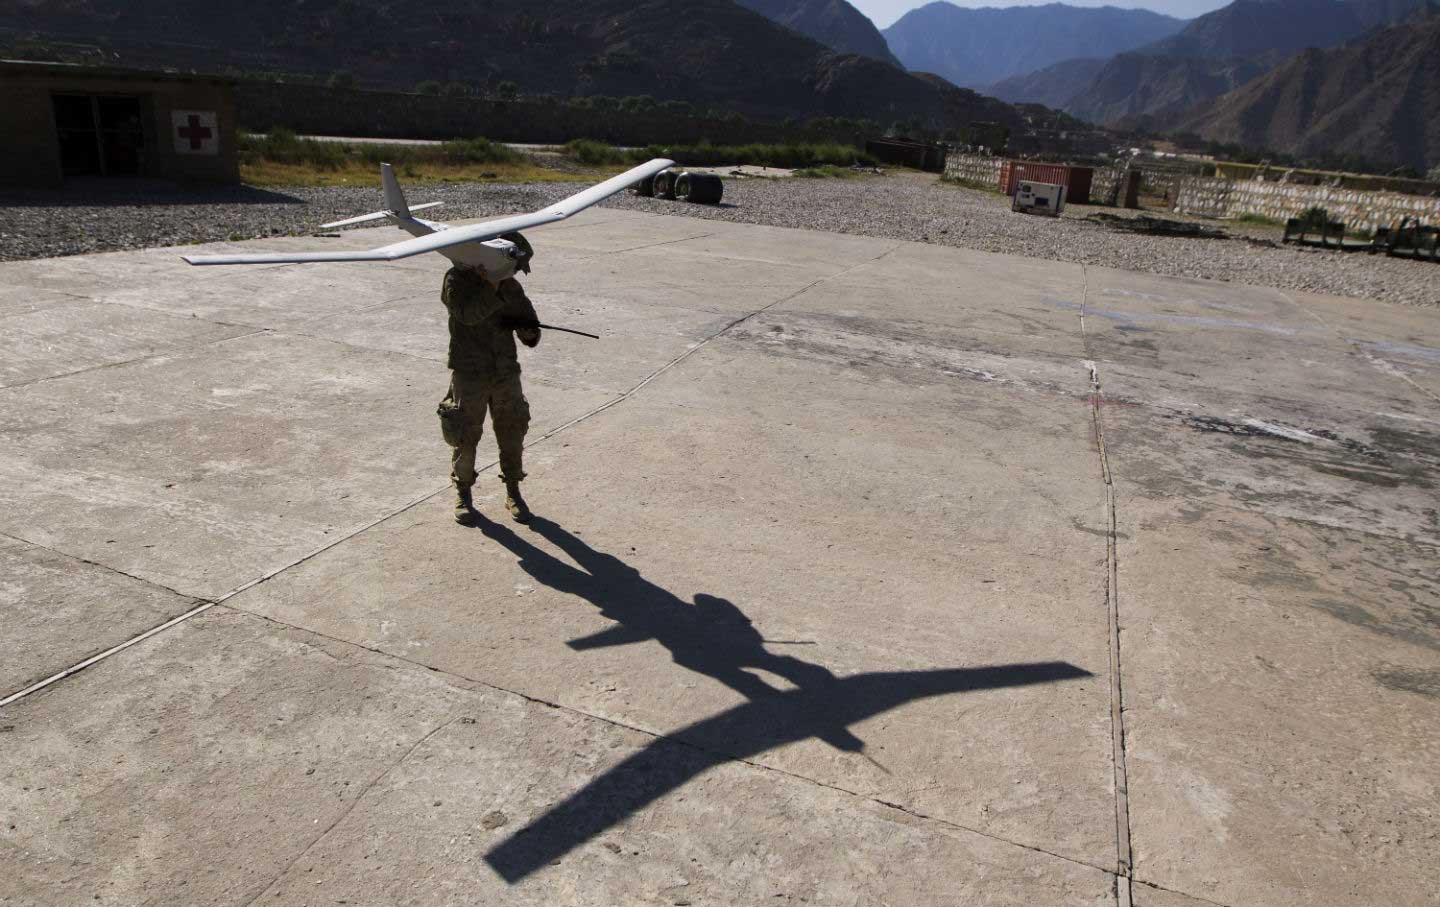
[517,326,541,348]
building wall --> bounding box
[943,153,1003,188]
[0,80,64,187]
[1175,176,1440,231]
[0,64,239,187]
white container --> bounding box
[1012,180,1066,216]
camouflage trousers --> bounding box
[437,370,530,490]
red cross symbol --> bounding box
[177,114,213,150]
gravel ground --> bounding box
[4,172,1438,307]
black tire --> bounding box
[675,172,724,205]
[653,170,677,200]
[633,174,655,197]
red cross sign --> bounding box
[172,110,219,155]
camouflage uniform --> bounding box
[437,266,540,523]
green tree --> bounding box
[619,95,658,113]
[442,82,470,97]
[495,80,519,101]
[327,70,357,91]
[416,80,442,95]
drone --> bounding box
[183,157,675,280]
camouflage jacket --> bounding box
[443,268,538,379]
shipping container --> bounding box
[999,162,1094,204]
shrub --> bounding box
[327,71,357,91]
[661,142,875,169]
[416,80,442,95]
[494,80,519,101]
[557,141,876,171]
[239,128,348,170]
[563,139,633,166]
[440,138,522,165]
[619,95,658,113]
[239,130,521,172]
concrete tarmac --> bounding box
[1,209,1437,906]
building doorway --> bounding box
[52,94,144,178]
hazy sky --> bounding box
[854,0,1233,27]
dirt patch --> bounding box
[1372,667,1440,698]
[1087,213,1229,240]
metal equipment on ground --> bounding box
[1012,180,1065,216]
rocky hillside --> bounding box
[993,0,1435,124]
[1165,17,1440,169]
[0,0,1018,128]
[1141,0,1367,57]
[735,0,902,66]
[987,58,1106,108]
[1067,53,1270,124]
[882,2,1185,88]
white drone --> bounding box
[183,157,674,280]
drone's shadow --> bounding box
[469,516,1091,883]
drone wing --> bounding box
[183,158,674,266]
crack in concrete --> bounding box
[1080,264,1136,907]
[0,327,271,392]
[1279,290,1440,410]
[0,528,199,601]
[1133,878,1236,907]
[218,601,1120,885]
[239,714,464,907]
[604,231,717,255]
[0,479,444,707]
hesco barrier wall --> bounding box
[944,153,1003,188]
[234,82,856,146]
[1175,176,1440,231]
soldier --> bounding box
[436,234,541,526]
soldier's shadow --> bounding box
[468,515,1091,883]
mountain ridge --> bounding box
[0,0,1019,129]
[735,0,903,66]
[1163,16,1440,170]
[989,0,1436,125]
[882,2,1186,88]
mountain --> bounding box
[1066,52,1268,124]
[0,0,1018,128]
[1165,17,1440,170]
[1350,0,1440,25]
[1000,0,1436,124]
[1140,0,1366,57]
[987,58,1107,108]
[882,2,1186,88]
[735,0,903,66]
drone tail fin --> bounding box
[381,163,411,218]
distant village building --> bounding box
[0,61,239,188]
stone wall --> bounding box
[1175,176,1440,231]
[1091,164,1124,203]
[235,82,852,146]
[943,153,1002,188]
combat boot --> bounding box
[453,486,478,525]
[504,480,532,524]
